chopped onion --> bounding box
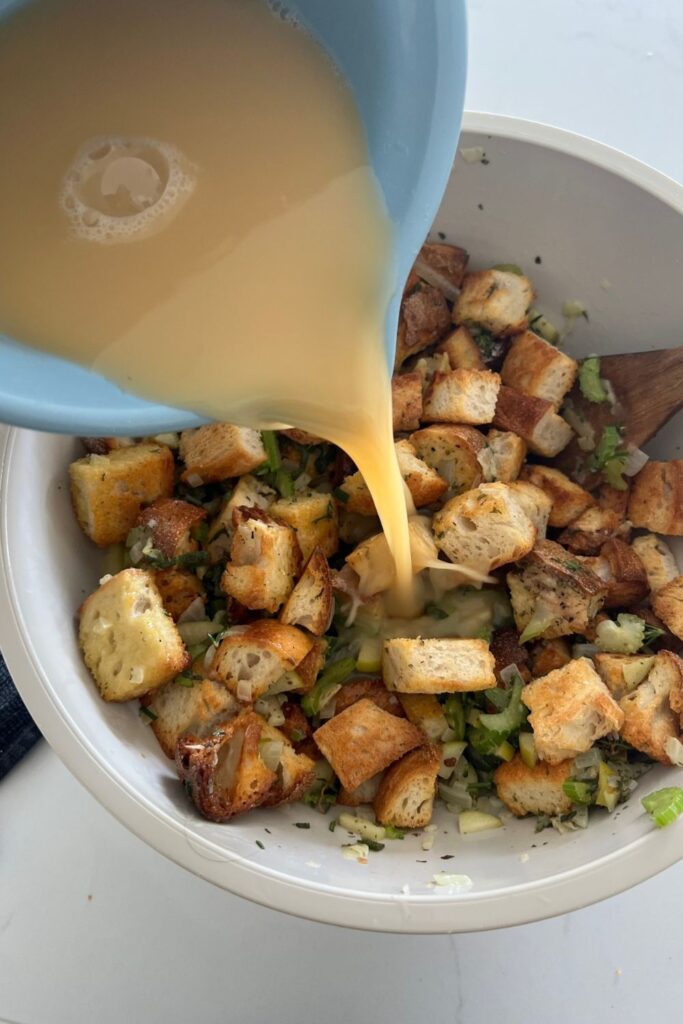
[665,736,683,767]
[203,645,216,671]
[500,663,522,685]
[413,256,460,302]
[185,473,204,488]
[623,446,649,477]
[432,873,473,891]
[177,595,207,624]
[421,833,435,851]
[98,573,113,586]
[459,145,486,164]
[318,693,339,719]
[259,739,284,771]
[341,843,369,863]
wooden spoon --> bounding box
[556,347,683,485]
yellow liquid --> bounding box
[0,0,412,590]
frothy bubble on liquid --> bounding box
[60,135,196,244]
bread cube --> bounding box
[338,440,447,515]
[506,481,552,540]
[423,368,501,425]
[295,636,328,694]
[593,653,656,701]
[79,568,189,702]
[619,651,683,763]
[652,575,683,640]
[494,385,573,457]
[280,547,334,636]
[373,745,441,828]
[520,465,594,528]
[631,534,678,596]
[454,269,534,337]
[484,429,527,483]
[395,280,451,367]
[600,538,649,608]
[398,693,449,741]
[153,568,205,621]
[410,424,485,495]
[143,677,238,758]
[69,443,175,547]
[211,620,313,702]
[529,639,572,678]
[382,638,496,693]
[270,491,339,562]
[628,461,683,535]
[209,475,276,541]
[433,482,536,575]
[415,241,469,290]
[391,372,423,432]
[558,506,627,555]
[494,755,574,817]
[259,721,317,807]
[501,330,578,408]
[136,498,207,558]
[221,507,301,613]
[313,698,423,791]
[179,424,266,484]
[334,678,405,718]
[437,326,485,370]
[521,658,623,764]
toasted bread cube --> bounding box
[493,385,573,457]
[593,653,656,701]
[520,465,594,528]
[136,498,207,558]
[373,745,441,828]
[530,639,572,678]
[484,429,527,483]
[270,491,339,562]
[143,677,238,758]
[501,330,577,408]
[411,351,451,389]
[415,241,469,291]
[258,721,317,807]
[521,658,623,764]
[69,443,175,547]
[597,482,630,517]
[454,269,533,337]
[179,424,266,484]
[334,678,405,718]
[506,481,552,540]
[79,568,189,702]
[211,620,313,702]
[410,424,485,495]
[395,281,451,367]
[619,651,683,762]
[280,547,334,636]
[209,475,276,542]
[313,698,423,791]
[423,368,501,425]
[295,636,327,694]
[339,440,447,515]
[338,774,384,808]
[490,629,531,683]
[508,540,607,640]
[437,326,485,370]
[392,372,423,432]
[600,538,649,608]
[382,638,496,693]
[81,436,136,454]
[398,693,449,742]
[628,461,683,535]
[631,535,678,596]
[153,568,205,621]
[433,482,536,576]
[558,506,627,555]
[494,755,574,817]
[176,710,277,821]
[652,576,683,640]
[221,507,301,613]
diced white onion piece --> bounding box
[177,596,207,624]
[421,834,435,851]
[185,473,204,488]
[341,843,369,863]
[624,446,649,477]
[459,146,486,164]
[432,872,473,891]
[98,573,113,586]
[500,663,522,685]
[458,810,503,835]
[259,739,284,771]
[203,645,216,671]
[318,693,339,719]
[665,736,683,767]
[413,256,460,302]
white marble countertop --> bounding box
[2,1,683,1021]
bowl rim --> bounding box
[2,112,682,934]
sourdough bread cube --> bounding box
[395,280,451,367]
[398,693,449,741]
[338,440,447,515]
[221,507,301,612]
[501,330,578,408]
[423,368,501,425]
[454,269,534,337]
[494,755,574,817]
[593,653,656,702]
[432,482,537,575]
[410,424,485,495]
[179,423,266,484]
[211,620,313,703]
[484,429,527,483]
[529,639,572,678]
[628,461,683,535]
[382,638,496,693]
[373,745,441,828]
[312,698,423,791]
[652,575,683,640]
[280,547,334,636]
[521,658,623,764]
[619,651,683,762]
[143,677,238,758]
[520,465,594,528]
[137,498,207,558]
[69,443,175,547]
[631,534,679,596]
[506,481,552,540]
[176,710,277,822]
[153,568,205,621]
[600,538,649,608]
[437,326,485,370]
[259,721,317,807]
[334,678,405,718]
[493,385,573,457]
[416,241,469,290]
[79,568,189,702]
[391,372,423,432]
[209,475,276,542]
[558,506,627,555]
[270,491,339,562]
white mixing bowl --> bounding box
[2,113,682,933]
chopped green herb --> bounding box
[294,822,311,829]
[143,549,210,570]
[383,825,407,840]
[139,706,157,721]
[589,425,628,489]
[578,356,609,403]
[255,840,265,850]
[564,561,581,572]
[643,624,665,646]
[328,819,337,832]
[333,486,350,503]
[364,838,385,852]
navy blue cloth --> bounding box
[0,650,41,780]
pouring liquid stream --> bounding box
[0,0,413,595]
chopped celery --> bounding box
[518,732,538,768]
[275,468,295,499]
[356,635,382,674]
[641,787,683,828]
[596,761,619,812]
[578,356,609,403]
[562,780,596,805]
[301,657,356,717]
[478,677,524,734]
[458,810,503,835]
[443,695,465,741]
